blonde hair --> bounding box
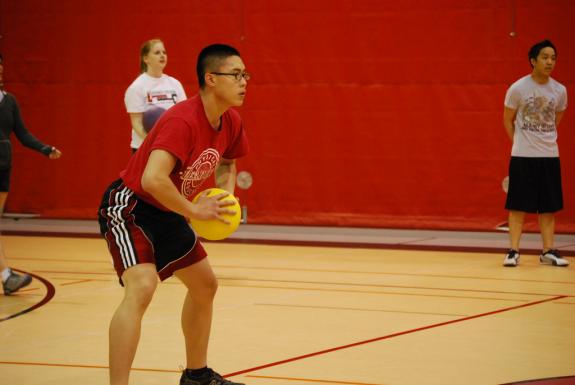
[140,39,163,73]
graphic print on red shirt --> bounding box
[120,94,249,210]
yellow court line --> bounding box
[0,361,178,373]
[60,279,93,286]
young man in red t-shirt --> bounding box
[98,44,250,385]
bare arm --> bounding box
[555,110,565,127]
[129,112,147,140]
[215,158,237,194]
[503,107,517,142]
[141,149,233,221]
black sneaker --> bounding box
[3,269,32,295]
[179,368,245,385]
[540,249,569,267]
[503,249,520,267]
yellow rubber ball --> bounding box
[189,188,241,240]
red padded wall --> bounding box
[1,0,574,232]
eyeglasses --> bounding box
[210,72,251,82]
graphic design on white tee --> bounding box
[504,75,567,157]
[146,90,178,104]
[125,73,187,148]
[520,95,556,134]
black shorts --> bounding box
[0,140,12,191]
[98,179,207,284]
[0,168,10,192]
[505,157,563,214]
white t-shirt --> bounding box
[504,75,567,157]
[124,73,187,149]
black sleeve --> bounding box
[11,96,52,156]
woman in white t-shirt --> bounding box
[125,39,187,152]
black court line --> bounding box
[0,269,56,322]
[223,295,566,378]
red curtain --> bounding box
[1,0,574,232]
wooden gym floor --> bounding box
[0,221,574,385]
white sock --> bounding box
[1,268,12,282]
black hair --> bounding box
[528,40,557,68]
[196,44,241,89]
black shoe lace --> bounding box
[205,369,229,385]
[545,249,561,258]
[507,249,518,258]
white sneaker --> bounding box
[540,249,569,267]
[503,249,520,267]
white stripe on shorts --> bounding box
[107,185,137,269]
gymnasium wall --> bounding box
[1,0,574,232]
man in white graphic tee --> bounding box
[502,39,569,267]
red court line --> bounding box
[33,270,114,275]
[255,303,467,317]
[10,255,575,285]
[0,269,55,322]
[1,231,101,239]
[24,264,575,289]
[214,237,575,256]
[50,277,113,282]
[5,229,574,256]
[0,295,567,381]
[221,282,534,302]
[220,276,569,298]
[14,257,109,264]
[223,282,534,303]
[214,264,575,286]
[224,295,566,378]
[500,375,575,385]
[30,269,569,298]
[247,374,383,385]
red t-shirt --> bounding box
[120,94,249,210]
